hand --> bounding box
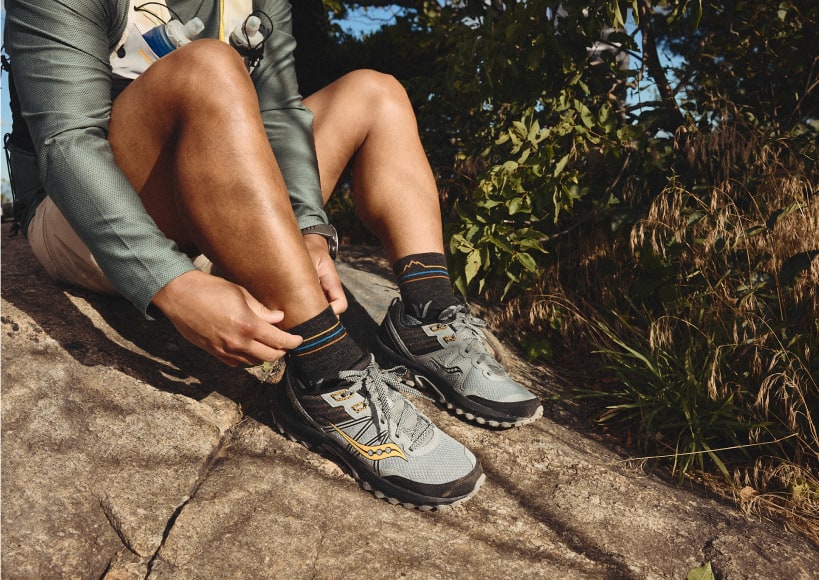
[303,233,348,315]
[151,270,303,367]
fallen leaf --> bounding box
[687,562,715,580]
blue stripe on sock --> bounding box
[292,326,345,354]
[398,269,449,283]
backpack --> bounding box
[2,51,45,237]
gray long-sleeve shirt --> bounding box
[4,0,328,314]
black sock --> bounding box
[393,252,459,322]
[288,306,365,389]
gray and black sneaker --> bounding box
[270,354,484,510]
[376,299,543,429]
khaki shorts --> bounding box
[27,197,212,295]
[27,197,119,294]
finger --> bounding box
[328,295,348,316]
[241,341,290,365]
[326,282,348,315]
[319,271,348,315]
[255,324,304,352]
[216,339,287,367]
[211,349,257,368]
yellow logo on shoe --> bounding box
[331,424,408,461]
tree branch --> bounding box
[637,0,685,130]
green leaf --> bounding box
[453,274,467,297]
[687,562,715,580]
[464,250,481,284]
[579,103,595,129]
[515,251,539,273]
[528,119,541,142]
[488,234,513,253]
[612,2,625,29]
[509,197,523,215]
[739,224,767,240]
[554,154,570,177]
[512,120,528,137]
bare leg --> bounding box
[108,39,327,329]
[304,70,445,261]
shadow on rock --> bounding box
[1,227,386,429]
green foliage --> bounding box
[399,0,817,485]
[592,313,758,481]
[422,0,642,296]
[657,0,818,133]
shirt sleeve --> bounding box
[252,0,329,230]
[4,0,197,316]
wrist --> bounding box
[301,224,338,260]
[151,270,200,313]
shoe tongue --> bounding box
[350,353,375,371]
[312,354,374,392]
[315,353,435,448]
[437,304,463,323]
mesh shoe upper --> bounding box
[377,299,543,428]
[271,354,484,508]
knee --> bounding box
[343,69,413,116]
[167,39,250,96]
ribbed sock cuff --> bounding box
[288,306,364,388]
[393,252,459,322]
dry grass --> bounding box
[494,120,819,545]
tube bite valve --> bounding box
[229,16,265,71]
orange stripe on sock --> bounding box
[291,331,348,357]
[398,274,451,286]
[301,320,341,344]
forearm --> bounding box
[5,0,196,314]
[261,107,328,228]
[42,130,198,312]
[254,0,328,228]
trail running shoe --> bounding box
[376,298,543,429]
[270,354,484,510]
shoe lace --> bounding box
[338,359,434,450]
[443,306,503,371]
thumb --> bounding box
[241,288,286,325]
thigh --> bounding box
[303,71,374,204]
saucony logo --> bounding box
[330,424,407,461]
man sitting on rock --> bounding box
[4,0,542,510]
